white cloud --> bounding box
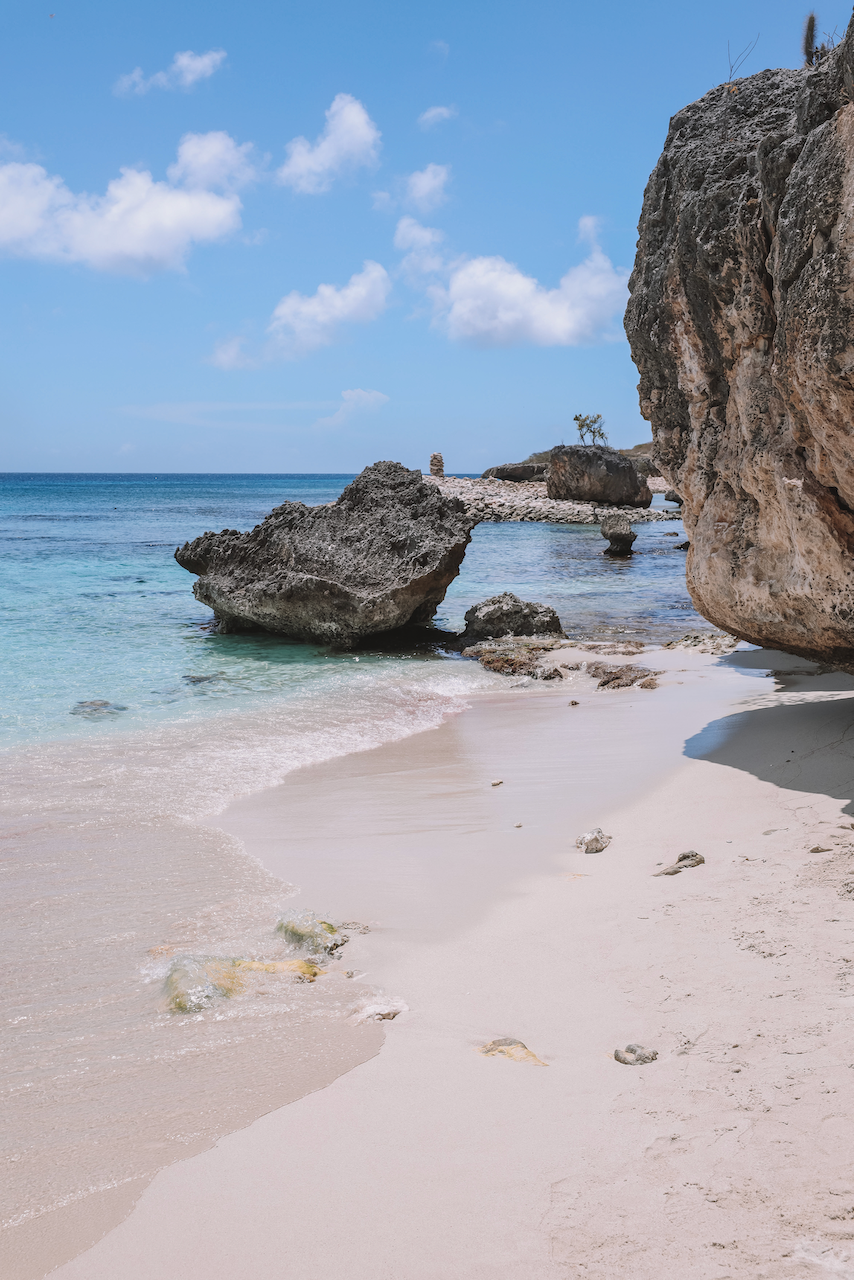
[405,163,449,212]
[314,388,390,427]
[209,337,253,370]
[429,40,450,59]
[266,260,391,357]
[114,49,226,96]
[394,216,446,279]
[417,105,457,130]
[167,131,256,191]
[277,94,380,194]
[430,219,628,347]
[0,132,250,274]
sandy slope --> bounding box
[48,649,854,1279]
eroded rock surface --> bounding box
[600,512,637,556]
[546,445,652,508]
[625,19,854,664]
[175,461,473,644]
[457,592,565,645]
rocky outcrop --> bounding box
[481,462,548,481]
[175,461,473,645]
[546,445,652,508]
[600,512,637,556]
[625,17,854,664]
[423,475,678,525]
[457,593,565,645]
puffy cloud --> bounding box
[277,94,380,194]
[0,132,250,274]
[394,216,446,279]
[167,131,256,191]
[315,388,389,427]
[417,105,457,130]
[405,163,449,212]
[209,337,253,371]
[114,49,226,96]
[266,260,391,357]
[431,219,628,347]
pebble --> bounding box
[491,779,503,787]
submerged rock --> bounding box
[546,445,652,508]
[175,461,473,645]
[457,592,565,645]
[600,512,637,556]
[625,16,854,665]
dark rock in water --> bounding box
[600,512,637,557]
[174,461,474,645]
[457,592,565,645]
[481,462,548,482]
[545,445,652,508]
[664,490,682,505]
[674,541,690,552]
[625,16,854,665]
[70,700,127,717]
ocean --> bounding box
[0,472,702,1273]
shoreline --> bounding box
[44,642,854,1278]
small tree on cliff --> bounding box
[574,413,608,446]
[803,12,817,64]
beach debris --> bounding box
[569,699,579,705]
[810,845,832,853]
[654,850,705,876]
[480,1037,547,1065]
[164,956,321,1013]
[456,592,565,646]
[600,511,637,557]
[514,822,522,828]
[350,992,408,1024]
[70,699,128,717]
[175,461,474,644]
[576,828,612,854]
[614,1043,658,1065]
[491,779,504,787]
[275,910,349,956]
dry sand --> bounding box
[47,647,854,1279]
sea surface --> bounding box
[0,472,702,1273]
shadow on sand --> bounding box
[684,649,854,817]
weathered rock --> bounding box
[481,462,548,481]
[625,18,854,665]
[430,452,444,477]
[600,512,637,556]
[462,640,564,679]
[480,1038,547,1065]
[654,850,705,877]
[546,445,652,508]
[175,461,473,645]
[457,592,565,645]
[664,490,682,505]
[575,828,612,854]
[614,1044,658,1066]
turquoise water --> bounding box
[0,473,699,747]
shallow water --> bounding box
[0,472,706,1269]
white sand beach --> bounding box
[43,645,854,1279]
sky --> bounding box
[1,0,847,474]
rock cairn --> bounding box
[429,452,444,477]
[422,475,680,525]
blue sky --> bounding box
[1,0,845,473]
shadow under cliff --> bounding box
[684,650,854,817]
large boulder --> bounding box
[625,17,854,664]
[545,445,652,507]
[175,461,474,645]
[457,593,565,645]
[600,512,637,556]
[481,462,548,482]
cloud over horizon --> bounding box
[417,216,628,347]
[114,49,226,96]
[314,387,389,427]
[277,94,380,194]
[0,131,253,274]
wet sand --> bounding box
[47,648,854,1278]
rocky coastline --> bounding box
[422,474,680,525]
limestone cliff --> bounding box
[625,18,854,663]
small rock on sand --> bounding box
[481,1038,547,1065]
[615,1044,658,1065]
[491,779,503,787]
[576,828,612,854]
[654,850,705,876]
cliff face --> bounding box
[625,19,854,663]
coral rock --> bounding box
[546,445,652,508]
